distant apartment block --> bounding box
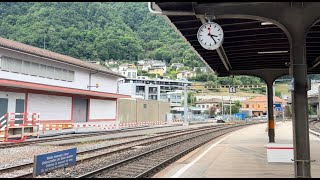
[118,78,191,106]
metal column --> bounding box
[267,82,275,143]
[290,34,311,178]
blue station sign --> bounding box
[33,148,77,177]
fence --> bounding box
[0,113,40,142]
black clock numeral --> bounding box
[218,29,220,31]
[201,39,203,41]
[214,25,216,28]
[218,39,220,40]
[205,42,207,45]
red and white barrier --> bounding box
[38,121,166,132]
[0,113,40,130]
[0,112,40,142]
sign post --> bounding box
[229,86,236,93]
[33,148,77,177]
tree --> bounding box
[208,106,217,117]
[225,100,242,115]
[275,89,282,98]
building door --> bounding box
[15,99,25,124]
[0,98,8,118]
[73,98,88,123]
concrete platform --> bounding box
[153,121,320,178]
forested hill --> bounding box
[0,2,203,68]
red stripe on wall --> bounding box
[0,79,130,99]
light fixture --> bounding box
[257,51,288,54]
[261,22,273,25]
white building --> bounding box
[167,90,183,107]
[177,70,195,80]
[118,78,191,103]
[117,63,137,79]
[195,98,229,114]
[0,37,129,124]
[138,59,167,72]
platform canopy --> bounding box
[151,2,320,178]
[152,2,320,81]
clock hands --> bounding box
[208,33,217,44]
[207,27,218,45]
[210,35,217,44]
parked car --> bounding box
[217,119,225,123]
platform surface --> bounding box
[153,121,320,178]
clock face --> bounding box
[197,22,224,50]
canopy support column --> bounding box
[266,81,275,143]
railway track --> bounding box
[77,123,251,178]
[0,123,230,178]
[309,119,320,137]
[0,124,178,149]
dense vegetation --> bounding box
[0,2,203,68]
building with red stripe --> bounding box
[0,37,130,124]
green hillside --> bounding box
[0,2,203,68]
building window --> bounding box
[246,104,249,108]
[252,104,254,108]
[207,105,209,108]
[202,105,205,108]
[144,104,147,108]
[0,56,74,82]
[258,104,260,108]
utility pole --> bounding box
[230,95,232,118]
[184,83,188,125]
[222,96,224,116]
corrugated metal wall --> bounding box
[118,98,170,124]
